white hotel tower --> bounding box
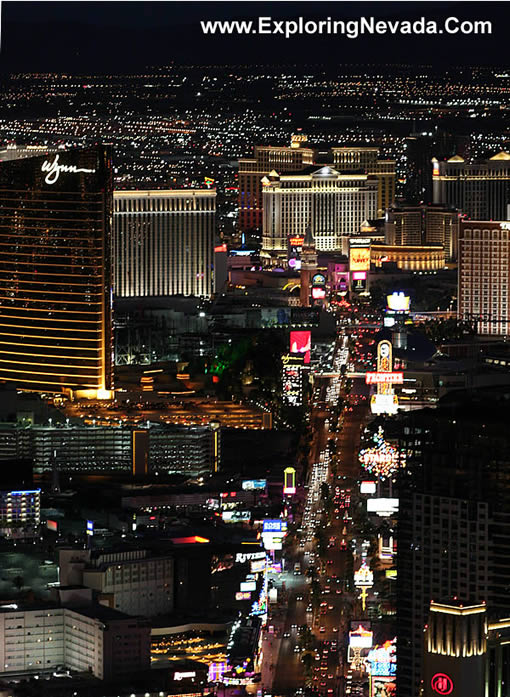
[262,166,378,256]
[113,189,216,298]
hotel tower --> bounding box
[0,145,113,398]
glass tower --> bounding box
[0,146,113,396]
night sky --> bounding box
[0,1,508,73]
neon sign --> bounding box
[359,427,401,480]
[41,154,96,185]
[365,372,403,385]
[366,638,396,677]
[431,674,453,695]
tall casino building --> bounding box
[0,146,114,398]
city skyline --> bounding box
[0,3,509,696]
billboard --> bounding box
[371,677,397,697]
[262,519,287,551]
[261,308,291,328]
[371,394,399,415]
[349,623,374,649]
[354,562,374,588]
[242,479,267,491]
[251,559,266,573]
[222,511,251,523]
[360,481,377,495]
[350,246,371,272]
[367,639,397,677]
[236,591,251,600]
[290,330,311,364]
[282,353,305,407]
[367,498,399,517]
[387,292,410,312]
[263,520,284,533]
[240,581,257,592]
[312,287,326,300]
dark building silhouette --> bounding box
[396,388,510,696]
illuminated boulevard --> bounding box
[261,322,372,697]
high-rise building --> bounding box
[396,390,510,696]
[433,151,510,220]
[113,189,216,298]
[0,146,113,399]
[238,136,315,232]
[331,147,396,215]
[262,166,378,255]
[458,220,510,335]
[422,600,487,697]
[385,204,460,261]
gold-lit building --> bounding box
[262,167,378,255]
[432,151,510,221]
[239,140,394,232]
[385,204,460,261]
[238,136,315,232]
[0,146,113,398]
[331,146,396,216]
[458,221,510,336]
[113,189,216,298]
[371,244,445,271]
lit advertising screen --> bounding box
[349,623,373,649]
[386,292,410,312]
[360,481,377,495]
[251,559,266,573]
[282,354,304,407]
[236,591,251,600]
[350,246,371,272]
[222,510,251,523]
[367,498,399,516]
[240,581,257,592]
[372,677,396,697]
[290,330,311,364]
[263,519,284,533]
[242,479,267,491]
[312,287,326,300]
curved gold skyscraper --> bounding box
[0,145,113,397]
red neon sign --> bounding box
[431,674,453,695]
[365,372,403,385]
[289,237,304,247]
[214,244,227,253]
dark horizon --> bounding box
[1,1,508,74]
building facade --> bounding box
[0,146,114,398]
[113,189,216,298]
[262,167,378,255]
[385,204,459,261]
[371,244,446,271]
[331,146,396,215]
[458,221,510,336]
[238,138,315,232]
[59,548,175,618]
[0,603,150,679]
[396,391,510,696]
[0,488,40,534]
[432,152,510,221]
[0,422,221,476]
